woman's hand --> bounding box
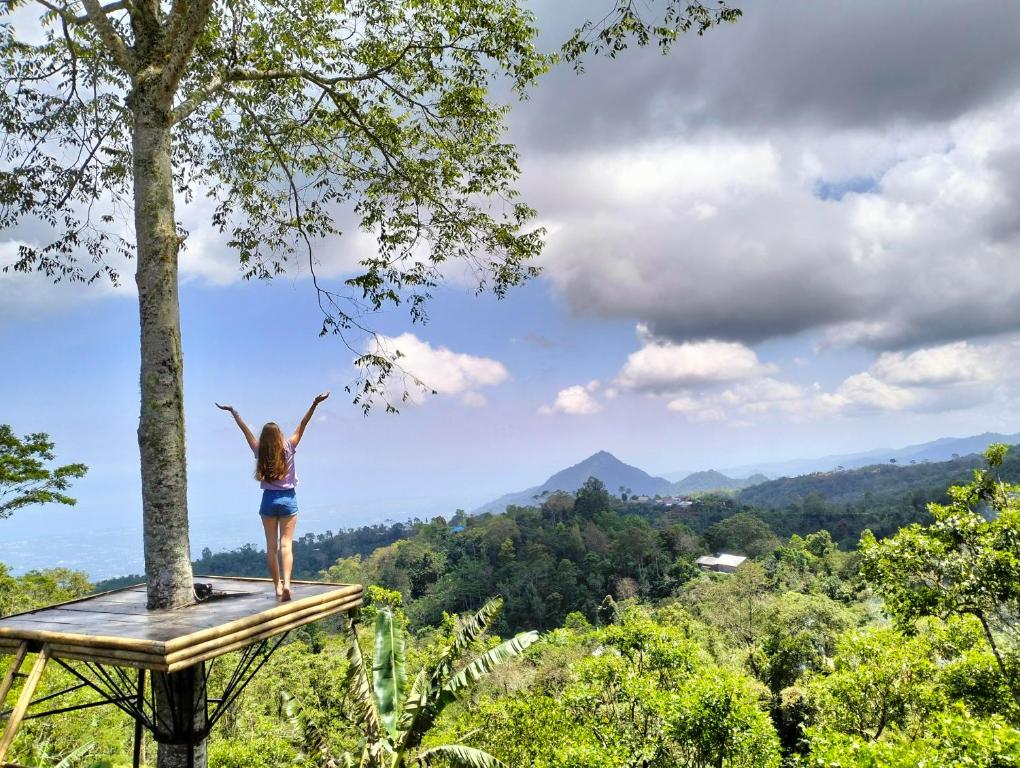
[215,402,235,413]
[292,392,329,447]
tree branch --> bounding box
[79,0,136,73]
[73,1,130,23]
[160,0,215,100]
[170,39,416,125]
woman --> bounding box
[216,392,329,601]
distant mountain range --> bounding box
[473,452,768,514]
[711,431,1020,480]
[473,431,1020,515]
[672,469,769,495]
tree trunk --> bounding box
[154,667,209,768]
[133,90,193,610]
[132,87,205,766]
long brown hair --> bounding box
[256,422,288,482]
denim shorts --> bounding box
[260,489,298,518]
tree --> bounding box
[2,0,740,597]
[574,476,612,519]
[2,1,739,762]
[685,561,770,648]
[0,563,92,616]
[0,425,87,519]
[705,513,779,558]
[287,598,537,767]
[448,607,780,768]
[861,445,1020,709]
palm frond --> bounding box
[415,744,508,768]
[372,607,407,738]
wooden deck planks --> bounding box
[0,577,362,671]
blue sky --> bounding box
[4,0,1020,577]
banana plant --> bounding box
[53,742,95,768]
[287,597,537,768]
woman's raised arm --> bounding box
[291,391,329,447]
[216,403,259,452]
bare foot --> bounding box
[282,586,292,602]
[275,586,284,601]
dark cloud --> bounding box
[516,0,1020,150]
[506,1,1020,352]
[522,111,1020,350]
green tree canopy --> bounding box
[0,425,87,519]
[574,476,612,519]
[705,512,779,559]
[861,444,1020,709]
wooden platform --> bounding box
[0,577,362,673]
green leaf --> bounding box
[416,744,508,768]
[372,606,406,738]
[444,598,506,677]
[53,742,95,768]
[279,690,330,763]
[343,615,381,739]
[399,598,504,737]
[444,631,539,694]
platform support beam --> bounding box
[133,669,146,768]
[0,644,28,709]
[0,645,50,763]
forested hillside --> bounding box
[100,442,1020,603]
[737,451,1002,506]
[5,447,1019,767]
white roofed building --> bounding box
[696,553,748,573]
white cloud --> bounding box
[869,342,996,386]
[616,333,773,394]
[820,372,919,413]
[637,337,1020,422]
[539,385,602,416]
[362,333,508,407]
[665,377,807,422]
[528,96,1020,352]
[0,240,134,320]
[821,338,1018,414]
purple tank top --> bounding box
[253,439,298,490]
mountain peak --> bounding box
[473,450,671,514]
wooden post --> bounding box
[0,644,28,709]
[0,646,50,762]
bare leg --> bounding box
[279,514,298,601]
[261,515,283,599]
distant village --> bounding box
[625,494,695,507]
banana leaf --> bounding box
[415,744,507,768]
[443,631,539,695]
[54,742,94,768]
[372,607,406,738]
[344,615,382,739]
[398,598,503,741]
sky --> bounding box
[3,0,1020,577]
